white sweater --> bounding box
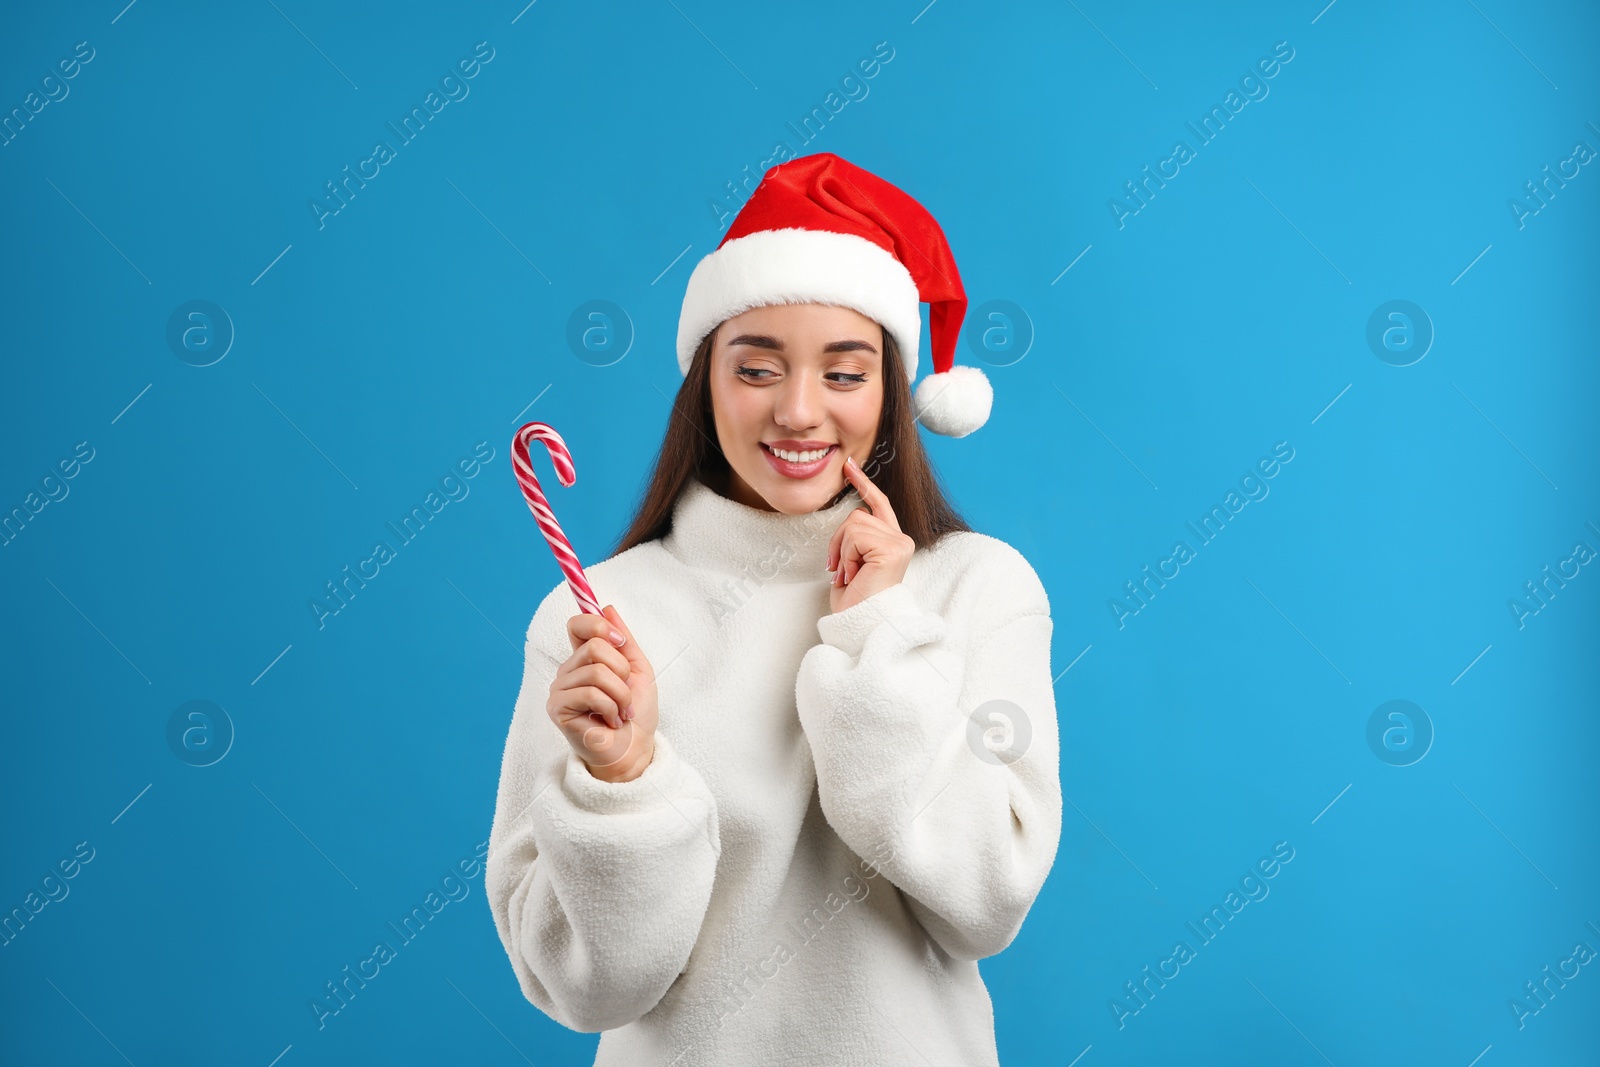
[486,475,1061,1065]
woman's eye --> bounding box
[734,368,867,384]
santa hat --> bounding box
[675,152,991,437]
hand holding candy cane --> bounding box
[513,421,657,782]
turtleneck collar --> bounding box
[662,475,866,583]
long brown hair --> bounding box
[609,320,972,557]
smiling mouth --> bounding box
[759,442,838,479]
[761,443,837,463]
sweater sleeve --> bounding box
[485,628,722,1033]
[794,539,1062,962]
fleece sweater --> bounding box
[486,475,1061,1066]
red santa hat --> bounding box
[676,152,992,437]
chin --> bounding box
[749,475,842,515]
[766,483,835,514]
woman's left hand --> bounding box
[827,455,915,614]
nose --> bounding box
[773,373,825,431]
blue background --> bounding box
[3,0,1597,1064]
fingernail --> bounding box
[623,706,634,720]
[609,629,625,647]
[846,455,857,468]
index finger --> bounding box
[567,611,624,653]
[843,454,897,528]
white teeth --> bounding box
[769,445,832,463]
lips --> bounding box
[760,442,837,479]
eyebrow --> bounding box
[725,333,878,354]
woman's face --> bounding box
[708,302,884,515]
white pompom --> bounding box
[913,365,993,437]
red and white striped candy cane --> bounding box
[512,421,602,616]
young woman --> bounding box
[487,153,1061,1065]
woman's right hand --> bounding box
[547,603,658,783]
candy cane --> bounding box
[512,421,602,616]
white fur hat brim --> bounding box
[676,227,923,380]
